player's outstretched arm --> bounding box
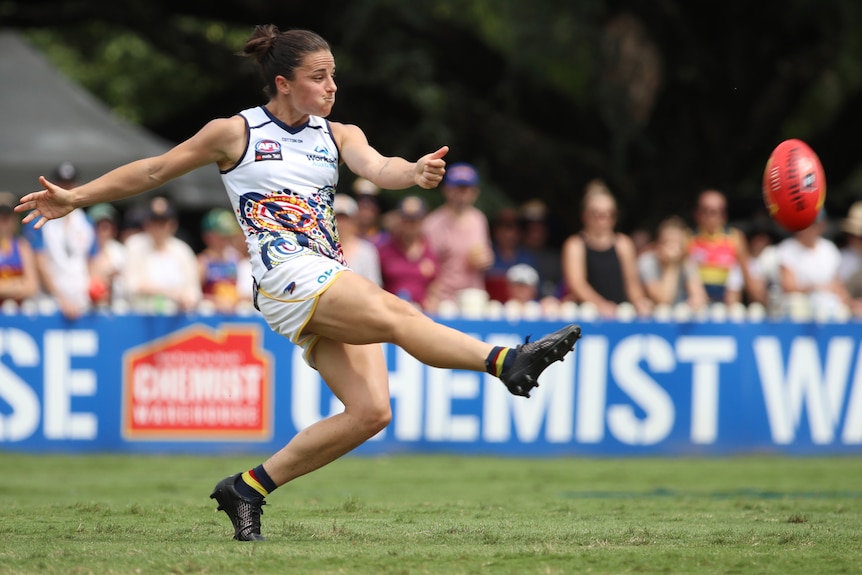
[335,122,448,190]
[16,117,242,229]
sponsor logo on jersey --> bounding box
[306,144,337,169]
[254,139,283,162]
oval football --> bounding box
[762,139,826,232]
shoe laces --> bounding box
[235,497,266,538]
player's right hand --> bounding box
[15,176,77,229]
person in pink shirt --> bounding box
[377,195,439,311]
[421,162,493,305]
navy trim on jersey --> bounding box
[261,105,309,134]
[324,119,341,165]
[220,113,252,175]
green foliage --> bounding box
[1,453,861,574]
[24,19,247,126]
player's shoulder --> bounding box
[202,115,247,135]
[328,120,364,140]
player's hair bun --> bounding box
[242,24,280,63]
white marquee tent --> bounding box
[0,30,227,208]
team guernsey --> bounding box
[220,106,343,286]
[220,106,346,365]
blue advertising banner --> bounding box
[1,314,861,455]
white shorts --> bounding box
[255,253,348,368]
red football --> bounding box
[762,139,826,232]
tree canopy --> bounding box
[4,0,862,235]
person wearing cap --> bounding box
[352,177,385,244]
[0,191,39,305]
[22,162,96,318]
[838,201,862,314]
[16,26,581,543]
[87,202,127,306]
[777,208,849,316]
[333,193,382,286]
[377,195,439,310]
[198,207,243,313]
[485,207,537,302]
[421,161,494,306]
[123,197,201,313]
[505,263,540,304]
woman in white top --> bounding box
[778,212,849,315]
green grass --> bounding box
[0,453,860,574]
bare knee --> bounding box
[350,402,392,437]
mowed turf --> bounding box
[0,453,860,575]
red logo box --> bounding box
[122,324,273,441]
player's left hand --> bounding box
[414,146,449,189]
[15,176,77,229]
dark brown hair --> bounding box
[242,25,331,98]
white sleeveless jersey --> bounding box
[220,106,343,283]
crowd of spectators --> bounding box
[3,161,862,322]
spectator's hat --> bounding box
[443,162,479,187]
[333,193,359,217]
[202,208,239,235]
[841,201,862,236]
[147,196,176,221]
[520,199,549,222]
[87,203,118,224]
[398,195,427,219]
[506,264,539,287]
[53,161,79,183]
[0,191,16,215]
[352,177,380,200]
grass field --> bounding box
[0,453,860,574]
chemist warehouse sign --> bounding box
[0,315,861,455]
[122,324,272,441]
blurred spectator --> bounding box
[837,201,862,314]
[505,263,540,304]
[377,195,439,310]
[745,216,782,307]
[198,207,243,313]
[561,179,651,317]
[123,197,201,313]
[422,162,494,305]
[485,207,537,302]
[230,223,255,307]
[688,189,753,305]
[638,216,707,308]
[334,193,382,285]
[0,191,39,304]
[87,202,126,307]
[630,227,654,258]
[120,202,148,243]
[520,199,563,298]
[23,162,95,319]
[778,211,848,315]
[352,177,386,244]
